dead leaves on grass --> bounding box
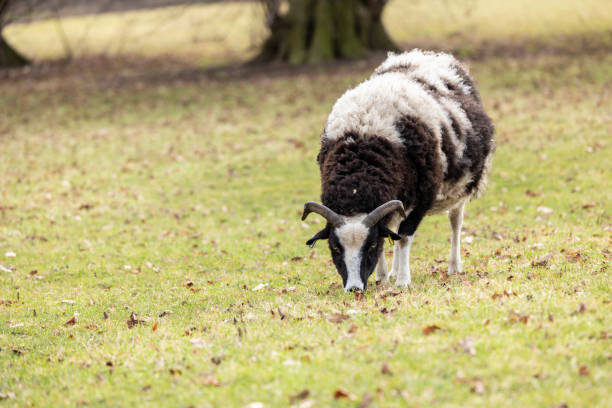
[457,337,476,355]
[64,316,77,326]
[456,372,485,394]
[326,313,349,324]
[126,312,147,329]
[422,325,441,335]
[333,389,355,400]
[507,310,530,324]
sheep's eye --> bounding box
[370,243,377,249]
[331,245,341,253]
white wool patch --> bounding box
[374,49,472,95]
[323,72,454,172]
[438,96,471,151]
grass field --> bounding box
[1,1,611,407]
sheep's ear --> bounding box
[379,225,401,241]
[306,226,331,248]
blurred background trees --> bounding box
[1,0,612,70]
[255,0,397,64]
[0,0,30,66]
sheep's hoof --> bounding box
[395,277,411,287]
[376,277,389,285]
[448,261,462,274]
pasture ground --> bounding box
[1,1,611,406]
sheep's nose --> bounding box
[346,286,362,292]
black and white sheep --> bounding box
[302,49,495,292]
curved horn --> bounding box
[301,202,344,227]
[363,200,405,227]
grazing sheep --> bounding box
[302,49,495,292]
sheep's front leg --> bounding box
[389,241,400,279]
[448,201,465,274]
[375,248,389,283]
[394,235,413,287]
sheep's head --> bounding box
[302,201,404,292]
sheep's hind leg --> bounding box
[448,201,465,274]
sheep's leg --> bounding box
[448,201,465,274]
[389,241,401,279]
[392,209,425,287]
[394,235,413,287]
[375,248,389,282]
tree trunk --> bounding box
[255,0,398,64]
[0,32,28,68]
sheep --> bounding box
[302,49,495,292]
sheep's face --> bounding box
[306,215,401,292]
[302,200,404,292]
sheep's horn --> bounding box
[301,202,344,227]
[363,200,405,227]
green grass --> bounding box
[1,3,612,407]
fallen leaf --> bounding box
[64,316,77,326]
[333,389,354,400]
[211,355,225,365]
[152,322,159,332]
[9,323,24,329]
[354,291,365,301]
[11,348,25,356]
[357,393,373,408]
[289,389,310,403]
[252,283,268,291]
[564,249,583,263]
[381,362,393,375]
[0,392,16,400]
[202,375,220,386]
[532,253,552,267]
[458,337,476,355]
[190,338,208,348]
[348,324,359,334]
[158,310,173,317]
[508,310,529,324]
[571,303,587,316]
[290,257,303,262]
[327,313,349,323]
[537,206,554,215]
[379,290,401,299]
[126,312,146,328]
[581,201,595,209]
[422,325,441,335]
[169,368,182,376]
[578,365,589,376]
[471,379,485,394]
